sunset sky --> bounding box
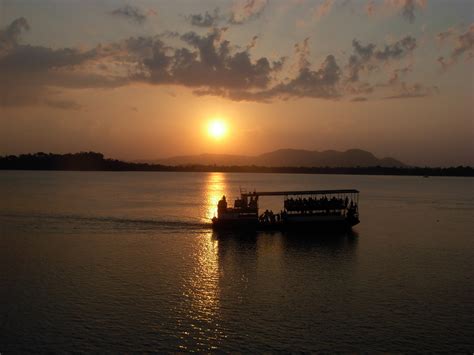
[0,0,473,166]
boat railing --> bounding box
[218,189,359,219]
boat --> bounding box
[211,189,360,231]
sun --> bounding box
[208,120,227,140]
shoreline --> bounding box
[1,166,472,177]
[1,152,472,177]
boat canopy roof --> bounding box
[242,189,359,197]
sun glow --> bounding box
[208,120,227,140]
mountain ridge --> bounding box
[143,148,407,168]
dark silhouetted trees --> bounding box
[0,152,472,176]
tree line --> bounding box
[0,152,472,176]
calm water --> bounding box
[1,171,473,352]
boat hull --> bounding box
[212,216,359,231]
[211,217,259,230]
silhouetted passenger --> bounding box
[218,195,227,210]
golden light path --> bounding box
[204,172,226,221]
[176,172,226,351]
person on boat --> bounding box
[269,210,275,224]
[218,195,227,211]
[249,196,258,209]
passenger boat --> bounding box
[211,189,360,231]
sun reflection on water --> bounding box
[176,173,227,350]
[204,172,227,222]
[177,230,224,351]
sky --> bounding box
[0,0,473,167]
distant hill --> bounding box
[148,149,407,168]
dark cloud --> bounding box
[347,40,375,82]
[0,44,97,107]
[451,24,474,59]
[0,45,96,74]
[374,36,416,60]
[187,9,220,27]
[436,24,474,70]
[350,57,435,101]
[396,0,427,24]
[343,36,433,101]
[127,28,280,90]
[352,39,376,59]
[365,0,426,23]
[400,0,416,23]
[347,36,417,82]
[387,65,412,85]
[345,81,374,96]
[384,82,437,99]
[229,0,267,24]
[110,5,147,24]
[0,18,282,107]
[45,71,130,89]
[0,18,117,108]
[0,41,104,106]
[198,54,342,102]
[0,17,29,53]
[370,64,436,100]
[268,55,341,99]
[0,16,435,105]
[295,37,311,70]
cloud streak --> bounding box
[229,0,268,24]
[365,0,427,23]
[187,9,220,27]
[384,82,437,99]
[0,17,30,53]
[436,24,474,70]
[347,36,416,82]
[110,5,149,24]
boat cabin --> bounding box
[213,189,360,230]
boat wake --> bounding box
[0,212,211,233]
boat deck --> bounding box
[212,188,360,231]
